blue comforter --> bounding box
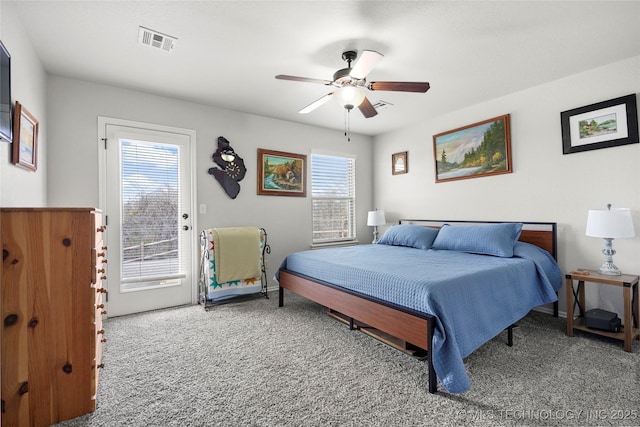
[277,242,562,393]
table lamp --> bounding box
[586,204,635,275]
[367,210,386,244]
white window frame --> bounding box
[310,150,357,246]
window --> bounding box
[311,153,356,244]
[120,139,184,288]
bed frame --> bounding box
[278,220,558,393]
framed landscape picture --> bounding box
[433,114,511,183]
[257,148,306,197]
[561,94,639,155]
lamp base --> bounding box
[598,238,621,275]
[372,226,379,244]
[597,261,622,275]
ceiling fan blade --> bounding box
[276,75,333,85]
[368,81,431,93]
[299,92,334,114]
[350,50,383,80]
[358,97,378,118]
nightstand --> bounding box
[565,269,639,352]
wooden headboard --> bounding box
[399,219,557,260]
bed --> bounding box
[277,220,562,394]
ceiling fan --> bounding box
[275,50,430,118]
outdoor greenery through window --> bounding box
[311,153,356,244]
[121,139,182,286]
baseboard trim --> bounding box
[533,305,567,318]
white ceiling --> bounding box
[6,1,640,136]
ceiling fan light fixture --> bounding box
[334,86,365,110]
[277,49,428,120]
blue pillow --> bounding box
[377,224,439,250]
[431,223,523,257]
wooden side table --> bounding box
[565,269,639,352]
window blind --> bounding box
[311,153,356,243]
[120,139,183,284]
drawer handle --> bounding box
[97,252,106,257]
[97,363,105,369]
[97,288,107,294]
[97,226,106,232]
[101,246,108,250]
[97,268,105,273]
[97,304,104,309]
[97,329,105,335]
[100,276,107,280]
[102,259,108,264]
[101,338,107,343]
[100,310,107,315]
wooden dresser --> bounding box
[1,208,107,426]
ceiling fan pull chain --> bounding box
[344,108,351,142]
[344,108,347,140]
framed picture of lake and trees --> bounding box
[257,148,307,196]
[433,114,512,183]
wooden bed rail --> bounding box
[278,270,438,393]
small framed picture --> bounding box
[12,101,39,171]
[561,94,639,155]
[392,151,408,175]
[257,148,306,197]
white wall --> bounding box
[45,75,374,283]
[373,56,640,318]
[0,2,48,206]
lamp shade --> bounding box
[367,210,386,227]
[586,208,635,238]
[334,86,365,110]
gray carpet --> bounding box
[56,292,639,427]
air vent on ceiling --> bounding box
[138,26,176,52]
[372,100,393,110]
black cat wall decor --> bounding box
[208,136,246,199]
